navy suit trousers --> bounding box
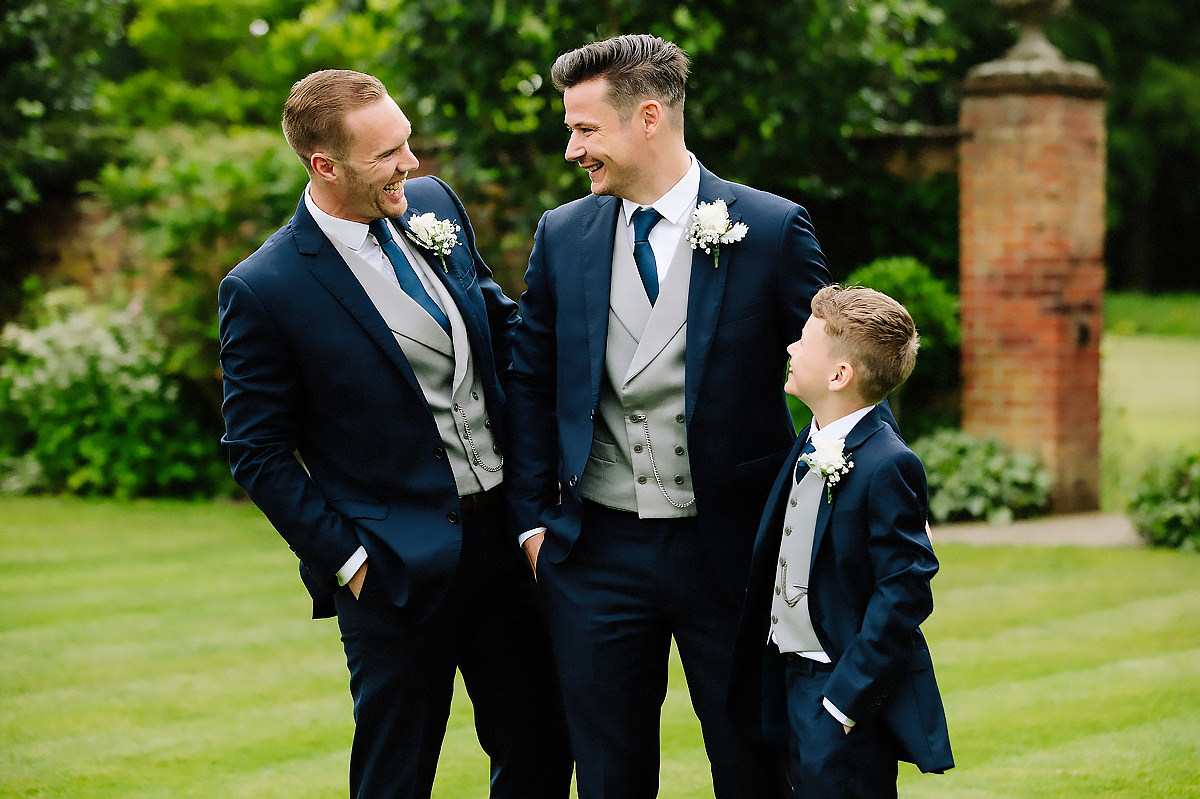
[333,500,572,799]
[537,501,788,799]
[783,654,899,799]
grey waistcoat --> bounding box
[770,469,826,655]
[579,222,696,517]
[332,237,503,497]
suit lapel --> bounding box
[579,196,621,406]
[809,407,887,564]
[396,211,500,393]
[684,167,739,422]
[292,202,428,403]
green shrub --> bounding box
[0,287,232,499]
[845,256,961,441]
[1128,448,1200,551]
[912,428,1051,525]
[87,124,307,409]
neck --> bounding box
[808,396,869,432]
[630,142,691,206]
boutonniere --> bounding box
[685,199,748,268]
[801,437,854,503]
[405,212,461,272]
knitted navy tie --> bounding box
[631,207,662,305]
[369,219,450,335]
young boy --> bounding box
[730,285,953,797]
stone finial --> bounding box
[965,0,1104,95]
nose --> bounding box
[400,144,420,173]
[564,132,584,162]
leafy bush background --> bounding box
[1129,448,1200,550]
[845,255,961,442]
[0,287,233,498]
[912,428,1051,525]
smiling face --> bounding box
[562,77,654,203]
[785,314,840,406]
[320,96,420,223]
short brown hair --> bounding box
[551,34,689,125]
[811,285,920,405]
[282,69,387,168]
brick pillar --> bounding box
[958,1,1108,512]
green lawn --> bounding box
[1101,334,1200,510]
[2,498,1198,798]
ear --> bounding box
[310,152,338,184]
[829,361,855,392]
[638,98,664,138]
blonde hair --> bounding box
[811,285,919,404]
[282,70,387,169]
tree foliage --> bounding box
[91,0,958,288]
[0,0,128,213]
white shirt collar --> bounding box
[808,405,875,445]
[304,185,376,251]
[621,154,701,227]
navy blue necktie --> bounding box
[631,207,662,305]
[795,438,816,483]
[368,219,451,335]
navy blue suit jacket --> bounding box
[731,405,954,773]
[506,165,831,599]
[218,177,519,619]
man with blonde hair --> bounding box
[219,69,571,799]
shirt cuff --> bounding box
[336,547,367,586]
[823,697,854,728]
[518,527,547,546]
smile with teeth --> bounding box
[384,178,405,194]
[584,163,603,173]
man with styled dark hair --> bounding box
[219,69,571,799]
[506,34,831,798]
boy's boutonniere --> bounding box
[405,212,461,272]
[685,199,748,267]
[801,437,854,503]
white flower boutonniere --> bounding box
[405,212,461,272]
[686,199,748,267]
[801,437,854,503]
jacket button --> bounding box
[675,413,685,423]
[673,475,684,485]
[637,475,647,484]
[568,475,578,487]
[447,512,459,524]
[434,447,446,459]
[674,446,684,455]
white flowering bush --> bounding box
[0,287,229,498]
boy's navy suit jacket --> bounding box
[731,404,954,773]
